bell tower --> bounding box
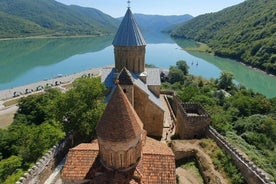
[112,6,146,74]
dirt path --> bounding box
[172,139,229,184]
[176,167,204,184]
[0,105,18,128]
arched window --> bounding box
[110,152,114,166]
[120,154,123,168]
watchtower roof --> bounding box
[112,8,146,46]
[96,85,143,142]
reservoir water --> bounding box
[0,33,275,98]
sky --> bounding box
[55,0,245,18]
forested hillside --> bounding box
[0,0,119,38]
[171,0,276,75]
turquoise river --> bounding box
[0,32,275,98]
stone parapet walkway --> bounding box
[161,94,175,141]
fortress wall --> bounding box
[207,127,274,184]
[15,135,73,184]
[172,95,210,139]
[182,102,209,116]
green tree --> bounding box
[0,156,22,183]
[217,71,234,91]
[15,88,62,125]
[168,66,185,84]
[233,115,276,150]
[7,121,64,164]
[178,85,199,102]
[3,169,24,184]
[176,60,189,75]
[56,77,106,142]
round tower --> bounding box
[96,85,143,171]
[112,8,146,74]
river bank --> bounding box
[0,68,101,101]
[0,34,114,41]
[177,40,276,78]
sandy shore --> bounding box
[0,68,101,101]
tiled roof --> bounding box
[112,8,146,46]
[61,137,176,183]
[96,85,143,142]
[143,137,175,156]
[118,67,134,85]
[61,142,99,181]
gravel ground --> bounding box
[0,68,101,101]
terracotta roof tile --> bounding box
[61,142,99,181]
[96,85,143,142]
[143,137,175,156]
[141,137,176,183]
[62,137,176,183]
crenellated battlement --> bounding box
[170,95,211,139]
[207,127,275,184]
[15,135,73,184]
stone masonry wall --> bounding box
[207,127,275,184]
[15,135,73,184]
[114,46,146,73]
[134,86,163,137]
[173,96,210,139]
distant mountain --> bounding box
[0,11,49,37]
[0,0,119,38]
[171,0,276,75]
[135,14,193,32]
[117,14,193,32]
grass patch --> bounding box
[226,131,276,182]
[61,82,73,89]
[3,99,19,107]
[199,139,246,184]
[181,160,203,179]
[185,42,213,54]
[176,157,204,184]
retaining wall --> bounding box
[15,135,73,184]
[207,127,275,184]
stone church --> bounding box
[101,7,165,138]
[61,7,176,184]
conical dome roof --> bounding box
[112,8,146,46]
[96,85,143,142]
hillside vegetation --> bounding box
[171,0,276,75]
[0,0,119,38]
[163,61,276,182]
